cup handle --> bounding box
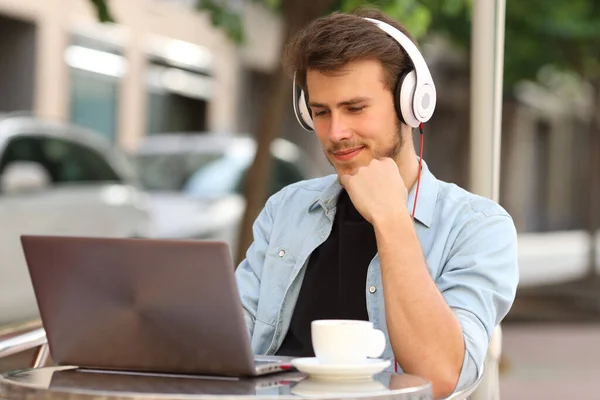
[367,329,386,358]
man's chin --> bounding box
[334,166,357,180]
[327,156,363,179]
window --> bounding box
[66,40,125,143]
[0,136,45,173]
[146,64,211,134]
[184,154,251,197]
[0,135,121,184]
[186,155,307,197]
[137,152,222,191]
[40,138,121,183]
[144,37,213,135]
[69,67,120,142]
[147,90,208,134]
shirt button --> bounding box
[369,286,377,294]
[278,250,286,258]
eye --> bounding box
[313,109,329,117]
[348,106,365,113]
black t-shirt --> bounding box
[275,190,378,357]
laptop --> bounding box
[20,235,293,377]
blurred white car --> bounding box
[0,114,151,325]
[134,133,317,257]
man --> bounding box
[235,8,518,399]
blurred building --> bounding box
[0,0,593,234]
[0,0,284,150]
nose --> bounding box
[328,111,352,143]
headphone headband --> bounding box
[293,16,436,130]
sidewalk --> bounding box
[500,323,600,399]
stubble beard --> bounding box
[325,120,404,173]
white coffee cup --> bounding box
[311,319,386,365]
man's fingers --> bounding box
[340,174,352,188]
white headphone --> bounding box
[292,17,436,130]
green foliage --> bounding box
[195,0,435,43]
[196,0,244,43]
[90,0,115,23]
[418,0,600,87]
[339,0,432,38]
[503,0,600,85]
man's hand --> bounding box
[340,158,409,225]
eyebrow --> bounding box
[308,96,372,109]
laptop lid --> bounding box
[21,235,257,377]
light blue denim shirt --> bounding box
[235,159,519,392]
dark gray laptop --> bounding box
[21,235,292,377]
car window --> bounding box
[185,154,307,198]
[232,158,307,196]
[184,154,251,197]
[1,135,121,184]
[136,153,223,191]
[0,136,46,175]
[39,137,121,183]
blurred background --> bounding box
[0,0,598,398]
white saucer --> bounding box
[290,358,391,382]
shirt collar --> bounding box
[309,158,439,228]
[406,159,438,228]
[309,176,343,214]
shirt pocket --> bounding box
[263,241,299,277]
[256,245,298,327]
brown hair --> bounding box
[283,7,418,94]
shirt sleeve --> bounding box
[234,193,277,339]
[436,212,519,391]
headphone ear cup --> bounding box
[298,90,314,130]
[395,69,420,128]
[293,82,314,131]
[394,70,409,125]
